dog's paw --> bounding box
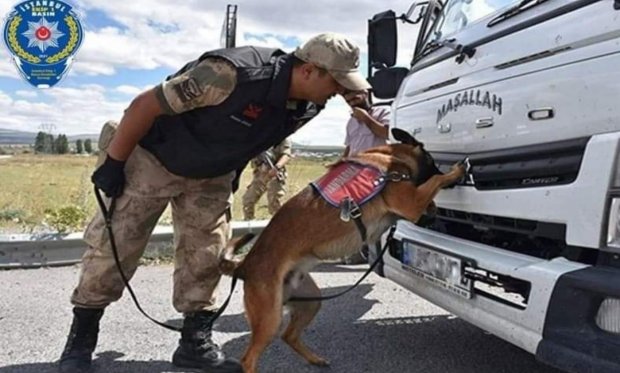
[309,357,330,367]
[451,162,467,177]
[443,160,468,189]
[455,157,473,175]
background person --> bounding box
[242,138,292,220]
[341,90,390,264]
[343,90,390,158]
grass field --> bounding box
[0,154,331,234]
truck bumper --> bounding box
[374,220,620,373]
[537,265,620,373]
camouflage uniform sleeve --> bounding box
[155,57,237,115]
[274,138,293,158]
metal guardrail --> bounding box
[0,220,268,269]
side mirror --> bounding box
[368,67,409,99]
[368,10,397,68]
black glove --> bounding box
[92,154,126,197]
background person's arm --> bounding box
[343,146,350,158]
[351,107,389,140]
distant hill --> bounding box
[67,133,100,143]
[0,128,343,153]
[0,128,36,144]
[0,128,98,145]
[291,142,344,154]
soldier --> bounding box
[58,33,371,373]
[242,138,292,220]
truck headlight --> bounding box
[596,298,620,334]
[606,198,620,249]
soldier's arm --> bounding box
[106,58,237,161]
[106,88,163,161]
[274,139,292,168]
[275,154,290,169]
[157,57,237,115]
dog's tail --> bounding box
[219,233,256,276]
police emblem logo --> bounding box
[2,0,84,88]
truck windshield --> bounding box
[430,0,520,41]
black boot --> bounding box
[172,311,242,372]
[58,307,104,373]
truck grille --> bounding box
[432,137,589,190]
[436,208,566,241]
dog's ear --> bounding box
[392,128,421,147]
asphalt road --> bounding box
[0,263,562,373]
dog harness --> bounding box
[311,161,386,208]
[311,161,413,242]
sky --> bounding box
[0,0,419,145]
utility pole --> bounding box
[220,4,238,48]
[39,122,56,154]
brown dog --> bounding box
[220,128,465,373]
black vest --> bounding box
[139,47,321,179]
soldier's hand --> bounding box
[91,154,126,197]
[267,169,278,179]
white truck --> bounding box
[366,1,620,372]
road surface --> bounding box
[0,263,562,373]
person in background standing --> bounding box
[242,138,292,220]
[341,90,389,264]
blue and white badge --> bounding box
[2,0,83,88]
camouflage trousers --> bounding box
[241,166,287,220]
[71,121,234,313]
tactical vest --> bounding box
[139,47,321,179]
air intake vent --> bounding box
[432,137,589,190]
[495,47,571,70]
[436,208,566,240]
[423,78,459,93]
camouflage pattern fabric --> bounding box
[156,57,237,115]
[71,121,234,313]
[242,139,291,220]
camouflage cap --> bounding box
[294,33,371,91]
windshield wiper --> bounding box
[488,0,549,27]
[411,39,442,65]
[440,38,476,63]
[413,38,476,65]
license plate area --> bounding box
[401,240,473,299]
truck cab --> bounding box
[367,1,620,371]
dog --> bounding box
[220,128,466,373]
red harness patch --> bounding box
[311,162,386,208]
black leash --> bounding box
[95,186,396,328]
[289,225,396,302]
[210,221,394,313]
[94,187,181,332]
